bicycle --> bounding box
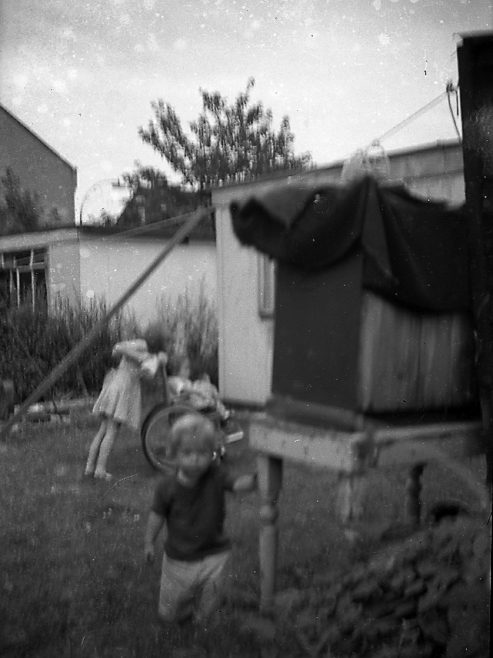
[140,371,244,473]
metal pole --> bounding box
[0,208,210,440]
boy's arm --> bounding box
[144,510,166,563]
[232,473,258,493]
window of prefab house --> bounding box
[0,249,47,310]
[258,254,275,318]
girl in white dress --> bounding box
[85,338,167,480]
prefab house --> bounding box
[0,102,215,323]
[0,218,216,324]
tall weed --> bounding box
[0,286,218,403]
[0,298,121,403]
[149,283,218,383]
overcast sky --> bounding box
[0,0,492,220]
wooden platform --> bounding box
[250,412,484,470]
[250,412,488,611]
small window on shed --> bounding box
[258,254,275,318]
[0,248,47,310]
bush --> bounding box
[48,297,123,395]
[0,287,218,404]
[0,298,121,403]
[0,167,41,235]
[149,284,218,383]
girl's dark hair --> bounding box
[143,325,165,354]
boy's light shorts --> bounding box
[159,550,231,623]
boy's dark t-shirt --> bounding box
[152,464,235,561]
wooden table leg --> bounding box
[405,463,425,526]
[257,454,283,613]
[336,472,367,524]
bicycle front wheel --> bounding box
[141,404,199,473]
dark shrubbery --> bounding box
[0,288,218,404]
[150,284,218,383]
[0,168,41,235]
[0,298,119,403]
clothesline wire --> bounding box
[367,89,448,149]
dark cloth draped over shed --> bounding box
[230,176,471,312]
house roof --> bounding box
[458,29,493,45]
[0,101,77,173]
[211,139,464,210]
[211,139,462,195]
[79,210,215,241]
[0,208,215,242]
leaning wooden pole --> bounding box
[0,208,210,440]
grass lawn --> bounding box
[0,412,487,657]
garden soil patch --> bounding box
[271,515,490,657]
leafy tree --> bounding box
[0,168,41,235]
[139,78,312,190]
[117,164,201,228]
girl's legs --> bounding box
[94,418,119,479]
[85,418,108,475]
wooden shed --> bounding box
[212,140,467,409]
[231,174,477,428]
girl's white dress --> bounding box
[92,340,148,430]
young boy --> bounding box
[144,413,256,625]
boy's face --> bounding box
[176,434,214,480]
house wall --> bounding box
[0,228,216,325]
[0,104,77,226]
[49,239,81,307]
[77,235,217,325]
[212,141,465,407]
[0,228,80,307]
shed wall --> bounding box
[78,237,217,325]
[0,229,216,326]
